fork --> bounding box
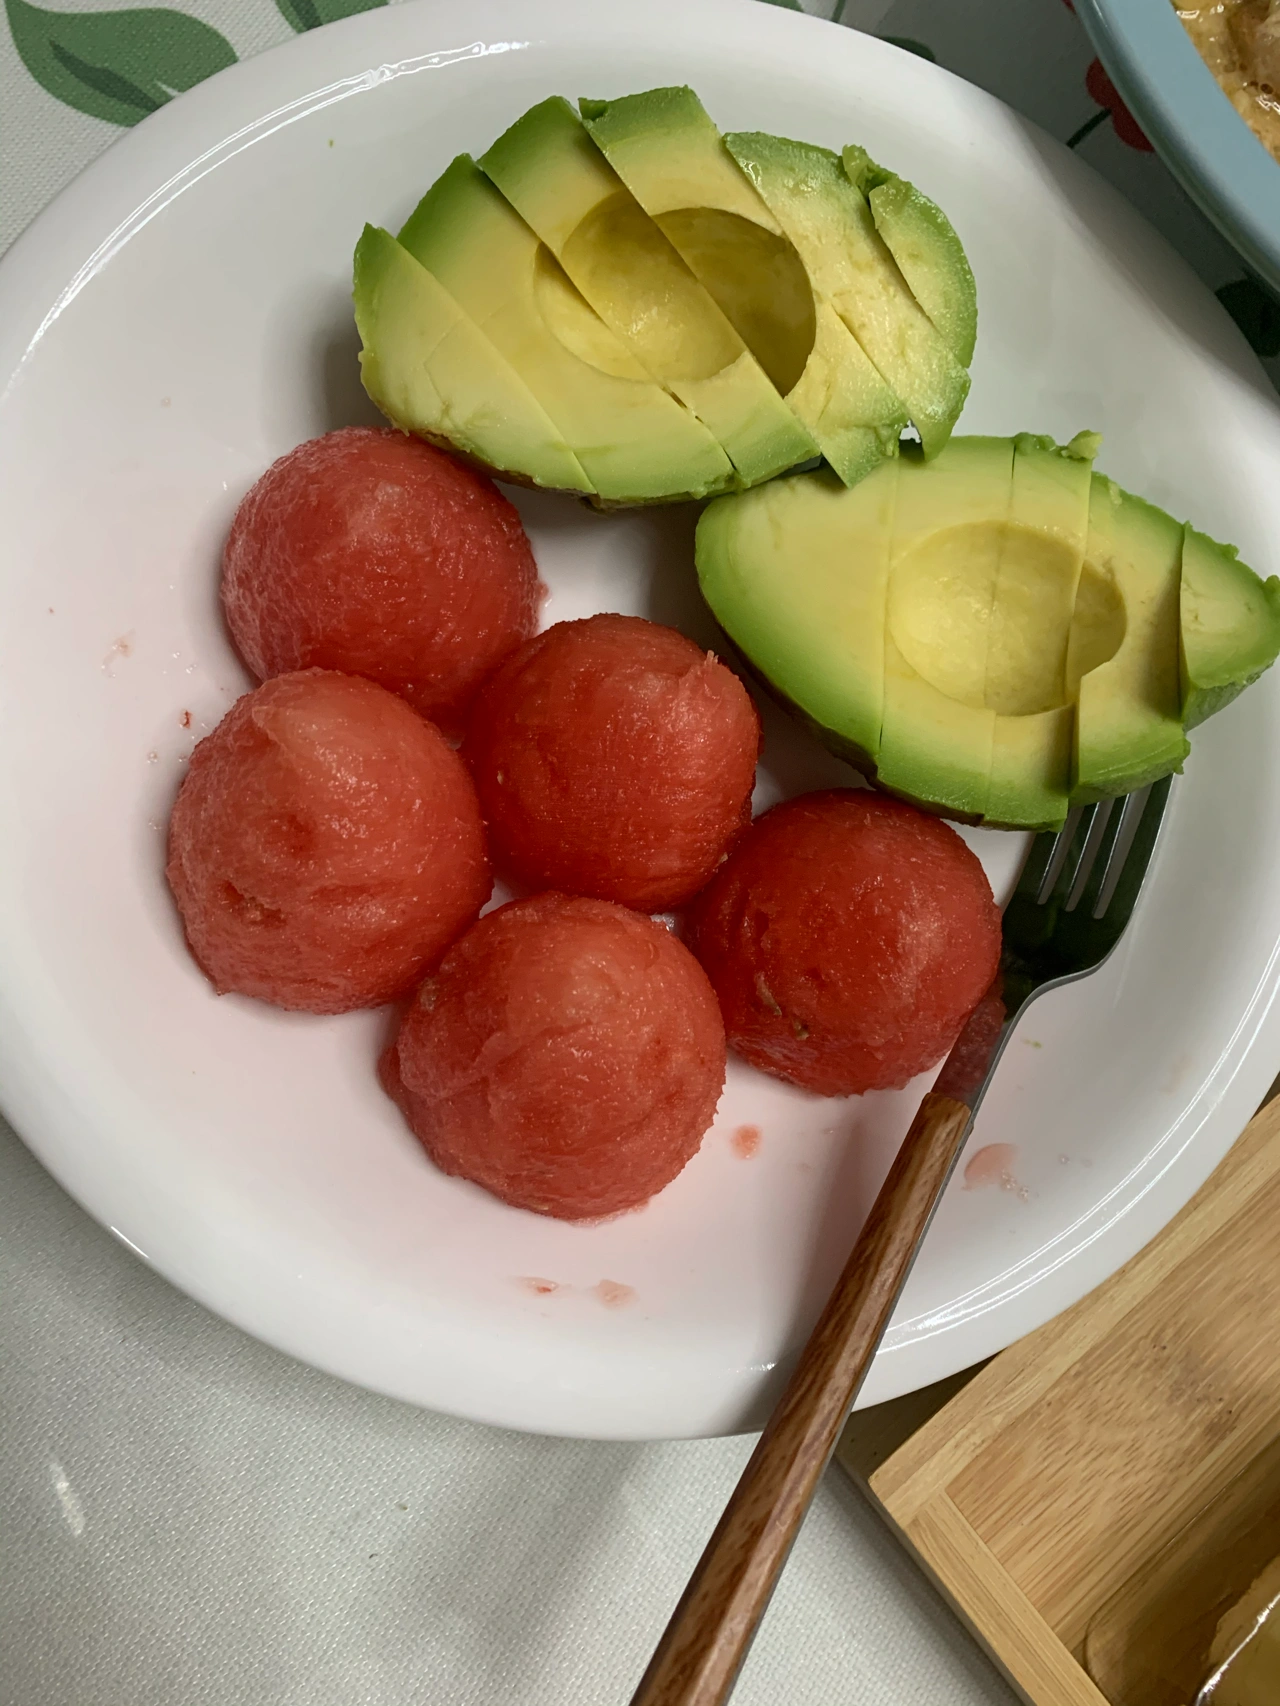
[629,776,1174,1706]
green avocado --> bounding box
[352,224,593,494]
[724,131,970,458]
[1069,476,1188,803]
[1179,523,1280,730]
[479,96,813,488]
[695,433,1275,830]
[397,155,734,506]
[581,88,906,489]
[841,144,977,367]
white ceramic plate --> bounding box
[3,0,1280,1441]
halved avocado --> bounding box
[581,88,906,489]
[1180,523,1280,730]
[397,156,734,506]
[696,433,1275,830]
[479,96,811,488]
[841,144,977,367]
[725,131,970,459]
[353,224,593,495]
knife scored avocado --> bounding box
[695,432,1279,830]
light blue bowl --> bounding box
[1077,0,1280,289]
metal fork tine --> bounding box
[1013,824,1060,902]
[1045,803,1098,906]
[1071,796,1126,918]
[945,774,1173,1136]
[1099,775,1173,931]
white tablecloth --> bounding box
[0,1115,1017,1705]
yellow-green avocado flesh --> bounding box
[398,156,734,506]
[580,87,905,490]
[841,143,977,368]
[724,129,970,459]
[353,224,593,494]
[695,433,1280,830]
[480,95,817,489]
[353,85,980,504]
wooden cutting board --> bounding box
[837,1092,1280,1706]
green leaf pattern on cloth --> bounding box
[274,0,383,34]
[5,0,235,125]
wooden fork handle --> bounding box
[628,1091,973,1706]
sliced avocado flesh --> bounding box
[477,96,803,489]
[879,438,1014,820]
[580,91,812,381]
[841,144,977,367]
[785,300,909,490]
[582,90,815,400]
[983,432,1096,831]
[696,462,897,773]
[725,131,969,459]
[582,89,902,486]
[352,225,593,494]
[1180,523,1280,730]
[1069,476,1188,803]
[397,156,733,505]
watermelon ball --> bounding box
[221,427,541,728]
[462,614,761,911]
[385,893,726,1220]
[685,790,1001,1097]
[167,669,490,1014]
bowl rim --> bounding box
[1076,0,1280,289]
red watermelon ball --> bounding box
[385,894,726,1220]
[221,428,541,728]
[166,670,491,1014]
[462,614,761,911]
[685,790,1001,1097]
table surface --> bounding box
[2,1,1277,1702]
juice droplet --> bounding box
[731,1124,762,1159]
[963,1143,1020,1191]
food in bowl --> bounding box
[1175,0,1280,162]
